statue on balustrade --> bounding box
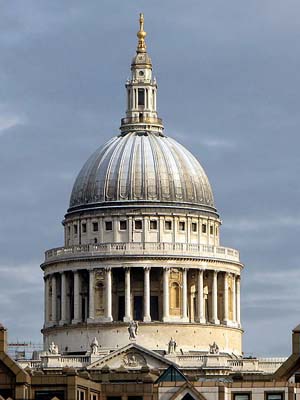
[128,321,138,340]
[168,337,177,354]
[90,337,99,355]
[209,341,219,355]
[48,342,59,355]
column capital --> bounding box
[105,267,112,272]
[143,266,151,271]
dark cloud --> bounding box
[0,0,299,356]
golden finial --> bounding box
[137,13,147,53]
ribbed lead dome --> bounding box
[69,132,215,211]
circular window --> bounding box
[139,71,144,76]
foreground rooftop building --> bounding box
[1,14,300,400]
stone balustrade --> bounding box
[45,242,240,263]
[17,353,286,374]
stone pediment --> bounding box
[87,343,174,370]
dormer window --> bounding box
[179,221,185,231]
[150,220,157,230]
[135,220,142,230]
[120,220,127,231]
[105,221,112,231]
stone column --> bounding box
[72,271,81,324]
[113,216,119,242]
[51,275,57,324]
[59,272,67,325]
[144,216,149,242]
[105,268,113,321]
[88,270,95,321]
[99,218,103,243]
[128,216,133,242]
[187,217,191,243]
[124,268,131,322]
[44,276,50,327]
[236,275,241,327]
[232,274,236,325]
[162,268,170,321]
[143,267,151,322]
[223,272,229,325]
[211,270,220,324]
[158,216,164,243]
[197,269,205,323]
[182,268,188,321]
[135,89,138,110]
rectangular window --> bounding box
[138,88,145,106]
[77,389,85,400]
[74,224,78,235]
[93,222,99,232]
[107,397,122,400]
[179,221,185,231]
[191,222,197,232]
[105,221,112,231]
[135,220,143,230]
[210,225,214,235]
[82,223,87,233]
[233,394,251,400]
[128,397,143,400]
[150,220,158,230]
[165,220,172,230]
[90,394,99,400]
[35,391,65,400]
[202,223,207,233]
[266,393,284,400]
[120,220,127,230]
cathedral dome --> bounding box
[68,131,215,212]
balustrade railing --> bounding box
[45,242,240,262]
[17,354,285,372]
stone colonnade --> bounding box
[44,268,241,328]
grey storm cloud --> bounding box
[0,0,300,355]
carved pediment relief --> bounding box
[88,343,172,370]
[123,351,146,368]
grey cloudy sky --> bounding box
[0,0,300,357]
